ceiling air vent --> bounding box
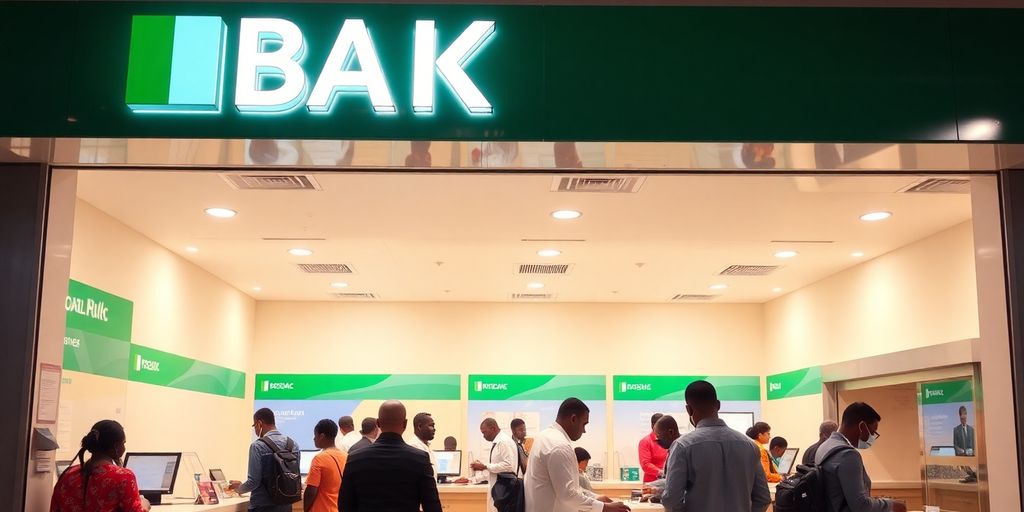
[719,265,780,276]
[221,174,322,190]
[900,178,970,194]
[332,292,377,300]
[297,263,355,274]
[511,293,555,300]
[671,294,718,301]
[518,264,572,275]
[552,176,646,193]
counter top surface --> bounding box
[151,496,249,511]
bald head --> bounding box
[377,400,408,434]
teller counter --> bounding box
[154,497,250,511]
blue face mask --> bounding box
[856,423,879,450]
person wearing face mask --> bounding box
[641,415,681,502]
[51,420,151,512]
[815,402,907,512]
[229,408,302,512]
[662,381,771,512]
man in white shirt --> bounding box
[408,411,438,479]
[337,415,362,452]
[525,398,631,512]
[469,418,519,512]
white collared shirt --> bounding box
[525,424,603,512]
[338,430,362,453]
[481,431,519,512]
[407,435,438,477]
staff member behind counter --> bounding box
[639,413,668,483]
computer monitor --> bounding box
[777,447,800,474]
[433,450,462,478]
[719,412,755,434]
[209,468,227,482]
[930,446,957,456]
[123,452,181,505]
[300,450,320,476]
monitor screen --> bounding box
[777,447,800,474]
[300,450,320,476]
[124,453,181,494]
[433,450,462,476]
[931,446,957,456]
[209,469,226,482]
[719,412,755,434]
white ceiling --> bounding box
[74,172,973,303]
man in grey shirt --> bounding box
[815,402,907,512]
[662,380,771,512]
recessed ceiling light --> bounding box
[185,246,199,253]
[537,249,562,257]
[288,248,313,257]
[527,282,545,289]
[772,287,783,293]
[859,211,892,222]
[551,210,582,220]
[331,282,349,288]
[851,251,865,258]
[774,250,799,259]
[204,207,237,218]
[709,284,728,290]
[252,286,262,292]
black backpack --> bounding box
[258,436,302,505]
[774,445,853,512]
[491,443,525,512]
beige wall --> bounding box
[57,200,256,484]
[838,384,923,481]
[762,221,979,466]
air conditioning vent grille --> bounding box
[518,264,572,275]
[332,292,377,299]
[552,176,646,193]
[719,265,780,276]
[297,263,355,274]
[221,174,322,190]
[511,293,555,300]
[671,294,719,301]
[901,178,970,194]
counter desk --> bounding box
[153,497,249,511]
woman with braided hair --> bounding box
[50,420,151,511]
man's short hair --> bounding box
[769,436,788,450]
[481,418,499,429]
[959,406,968,415]
[315,418,339,439]
[360,417,377,435]
[254,408,275,425]
[557,397,590,419]
[684,380,718,406]
[414,412,433,428]
[338,416,355,431]
[574,447,591,462]
[841,402,882,427]
[651,413,664,428]
[819,420,839,437]
[510,418,525,429]
[655,415,679,432]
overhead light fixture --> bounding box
[252,286,262,292]
[288,248,314,257]
[527,282,545,289]
[551,210,582,220]
[859,211,892,222]
[851,251,865,258]
[185,246,199,253]
[537,249,562,257]
[331,282,349,288]
[772,287,783,293]
[774,250,799,259]
[709,284,728,290]
[204,207,237,218]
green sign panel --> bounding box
[613,375,760,402]
[129,345,245,398]
[63,328,131,379]
[766,367,822,401]
[6,3,1024,141]
[921,380,974,405]
[468,375,605,401]
[254,374,461,400]
[65,280,133,342]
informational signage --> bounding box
[921,379,974,405]
[613,375,761,402]
[468,374,605,401]
[255,373,461,400]
[129,345,245,398]
[63,280,133,379]
[766,367,822,401]
[920,379,977,458]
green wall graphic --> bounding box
[468,375,605,401]
[921,379,974,405]
[613,375,760,402]
[766,367,822,400]
[254,374,461,400]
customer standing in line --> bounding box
[642,415,682,501]
[746,422,783,483]
[803,420,839,466]
[408,412,439,478]
[816,402,907,512]
[338,401,442,512]
[50,420,151,512]
[468,418,518,512]
[337,416,361,453]
[348,417,380,454]
[304,419,346,512]
[228,408,302,512]
[639,413,668,483]
[661,381,771,512]
[511,418,531,473]
[524,397,631,512]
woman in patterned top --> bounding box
[50,420,150,512]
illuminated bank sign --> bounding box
[125,15,496,115]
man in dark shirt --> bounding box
[339,401,442,512]
[349,417,380,455]
[803,420,839,466]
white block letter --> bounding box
[412,20,437,113]
[435,21,495,114]
[308,19,396,114]
[235,18,307,112]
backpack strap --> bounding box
[259,437,282,454]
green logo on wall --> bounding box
[255,374,461,400]
[129,345,245,398]
[766,367,822,400]
[468,375,605,401]
[63,280,134,378]
[613,375,761,402]
[920,380,973,405]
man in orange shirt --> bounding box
[304,419,347,512]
